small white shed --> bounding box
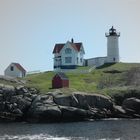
[4,63,26,78]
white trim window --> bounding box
[65,57,72,63]
[65,48,72,54]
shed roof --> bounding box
[12,63,26,72]
[54,72,69,80]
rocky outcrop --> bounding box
[122,98,140,117]
[0,84,38,122]
[0,84,140,122]
[27,92,114,122]
[53,92,113,110]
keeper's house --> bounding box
[53,39,85,70]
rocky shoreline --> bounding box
[0,84,140,123]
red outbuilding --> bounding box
[52,72,69,89]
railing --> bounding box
[105,32,120,37]
[26,70,41,75]
[54,66,96,74]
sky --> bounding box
[0,0,140,74]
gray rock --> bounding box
[53,92,113,111]
[59,106,87,120]
[23,96,32,102]
[28,87,38,94]
[15,85,29,95]
[12,103,18,110]
[0,112,17,121]
[10,95,31,112]
[0,89,3,94]
[42,106,61,119]
[31,95,41,106]
[6,103,13,111]
[0,94,3,101]
[122,98,140,113]
[2,85,15,94]
[30,94,38,100]
[27,105,61,122]
[53,95,72,106]
[73,92,113,110]
[114,105,126,114]
[17,98,31,111]
[84,94,113,110]
[112,105,131,118]
[72,93,88,109]
[26,93,37,100]
[0,102,5,111]
[10,95,23,103]
[12,109,23,116]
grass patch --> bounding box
[23,62,140,94]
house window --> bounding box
[65,57,72,63]
[77,57,78,63]
[65,48,72,54]
[80,58,82,63]
[10,66,14,71]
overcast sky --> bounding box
[0,0,140,74]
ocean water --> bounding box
[0,119,140,140]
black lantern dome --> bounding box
[105,26,120,37]
[109,26,117,35]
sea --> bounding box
[0,119,140,140]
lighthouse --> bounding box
[105,26,120,63]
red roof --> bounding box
[12,63,26,73]
[54,72,69,80]
[53,44,65,54]
[53,42,82,54]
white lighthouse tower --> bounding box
[105,26,120,63]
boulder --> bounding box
[0,94,3,101]
[1,85,16,101]
[53,94,74,106]
[59,106,87,120]
[27,105,61,122]
[10,95,23,103]
[27,94,61,122]
[0,112,17,122]
[53,92,113,111]
[28,87,38,94]
[10,95,31,112]
[73,92,113,110]
[31,95,55,107]
[15,85,29,95]
[122,98,140,113]
[12,109,23,116]
[17,97,31,112]
[73,93,88,109]
[0,85,15,94]
[112,105,132,118]
[0,102,5,111]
